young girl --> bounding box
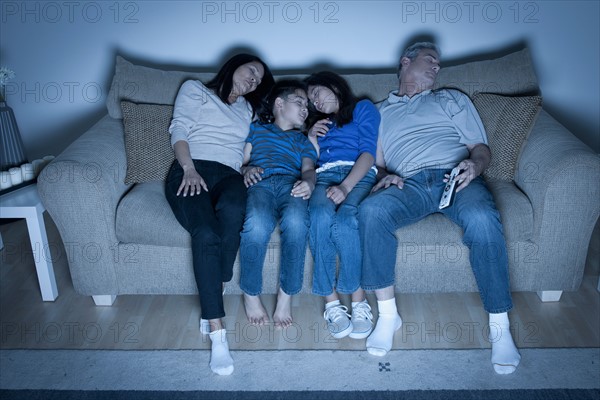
[239,80,317,328]
[305,71,380,340]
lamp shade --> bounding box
[0,100,27,170]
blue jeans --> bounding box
[165,160,247,320]
[239,174,309,295]
[309,165,376,296]
[359,169,513,313]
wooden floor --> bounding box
[1,214,599,351]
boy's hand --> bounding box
[291,180,314,200]
[243,166,264,187]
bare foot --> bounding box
[273,289,293,329]
[243,293,269,325]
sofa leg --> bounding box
[536,290,563,302]
[92,295,117,306]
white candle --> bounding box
[21,163,35,181]
[9,167,23,185]
[32,159,44,176]
[43,155,55,167]
[0,171,12,189]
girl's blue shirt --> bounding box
[317,99,380,166]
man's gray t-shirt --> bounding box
[379,89,487,179]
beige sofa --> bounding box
[38,48,600,306]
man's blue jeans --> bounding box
[309,165,376,296]
[239,174,309,296]
[359,169,513,314]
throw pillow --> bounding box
[472,93,542,181]
[121,101,175,184]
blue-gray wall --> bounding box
[1,0,599,158]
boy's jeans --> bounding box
[240,174,309,295]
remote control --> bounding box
[439,167,461,210]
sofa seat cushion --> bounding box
[116,179,532,252]
[116,181,191,247]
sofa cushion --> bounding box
[472,93,542,181]
[435,48,539,97]
[121,101,175,184]
[116,179,532,253]
[107,56,215,119]
[116,181,190,247]
[107,49,538,119]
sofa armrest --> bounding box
[37,115,130,296]
[515,109,600,289]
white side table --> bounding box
[0,184,58,301]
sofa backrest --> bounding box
[106,48,538,119]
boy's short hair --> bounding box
[258,79,307,124]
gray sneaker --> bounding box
[349,300,373,339]
[323,304,353,339]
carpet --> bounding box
[1,348,599,399]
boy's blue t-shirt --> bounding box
[246,122,318,178]
[317,99,380,166]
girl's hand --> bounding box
[291,180,314,200]
[243,166,264,187]
[308,119,332,138]
[177,167,208,196]
[326,185,348,205]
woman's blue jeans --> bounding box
[165,160,247,320]
[239,174,310,296]
[309,165,376,296]
[359,169,513,314]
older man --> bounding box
[359,42,520,374]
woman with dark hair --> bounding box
[165,54,274,376]
[304,71,381,341]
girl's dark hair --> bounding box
[304,71,358,128]
[205,53,274,115]
[258,79,307,125]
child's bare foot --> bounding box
[273,289,293,329]
[243,293,269,325]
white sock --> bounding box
[489,312,521,374]
[200,319,210,335]
[209,329,234,376]
[366,298,402,356]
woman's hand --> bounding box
[243,166,264,187]
[291,180,315,200]
[177,166,208,196]
[308,118,332,138]
[326,185,348,205]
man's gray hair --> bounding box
[397,42,441,77]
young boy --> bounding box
[239,80,318,328]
